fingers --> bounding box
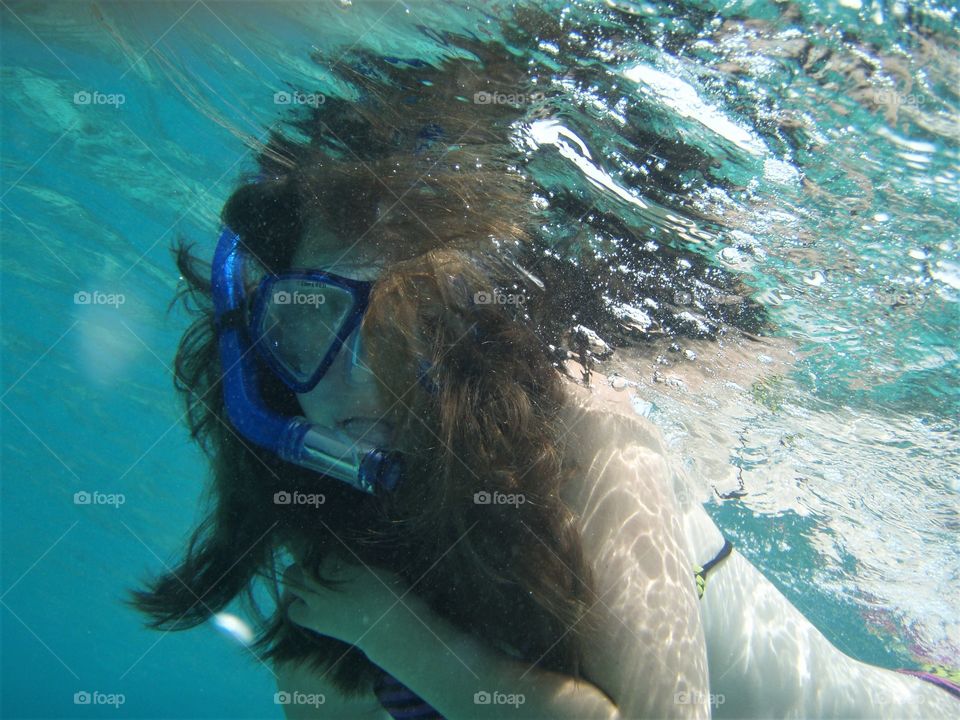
[282,563,308,595]
[280,571,313,629]
[281,559,351,596]
[285,595,310,627]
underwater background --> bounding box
[1,1,957,717]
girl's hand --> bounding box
[282,553,411,647]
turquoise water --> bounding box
[1,1,957,718]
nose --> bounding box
[334,324,375,387]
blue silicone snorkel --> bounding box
[210,227,403,494]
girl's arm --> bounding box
[283,560,619,720]
[356,590,620,720]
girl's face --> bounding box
[287,237,394,447]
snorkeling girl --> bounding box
[129,52,960,720]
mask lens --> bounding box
[253,277,357,385]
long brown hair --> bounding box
[129,22,770,697]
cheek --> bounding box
[295,387,337,425]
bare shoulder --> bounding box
[558,370,711,717]
[274,659,392,720]
[559,370,672,463]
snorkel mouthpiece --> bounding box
[210,226,402,495]
[292,424,402,494]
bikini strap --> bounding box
[693,537,733,599]
[374,669,445,719]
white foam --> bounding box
[623,62,768,157]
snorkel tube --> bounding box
[210,227,402,494]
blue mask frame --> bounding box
[210,226,403,494]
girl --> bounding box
[130,47,959,720]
